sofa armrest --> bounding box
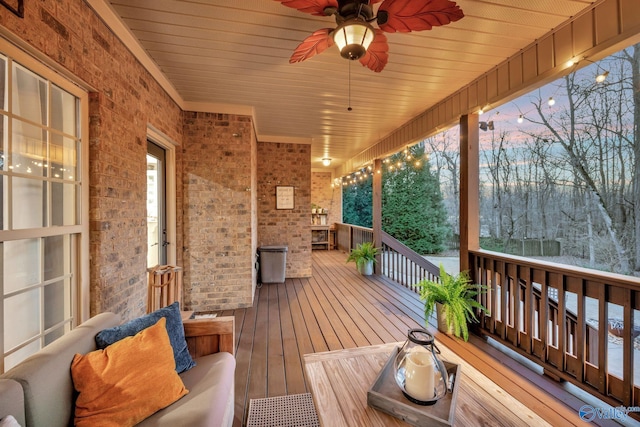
[183,316,235,357]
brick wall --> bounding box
[0,0,308,318]
[311,171,342,227]
[1,0,184,320]
[181,113,256,310]
[258,142,311,278]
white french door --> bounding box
[147,141,167,268]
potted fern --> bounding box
[418,264,487,341]
[346,242,380,275]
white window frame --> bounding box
[0,37,89,372]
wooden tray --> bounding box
[367,346,460,427]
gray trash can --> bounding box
[258,245,288,283]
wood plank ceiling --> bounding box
[101,0,594,170]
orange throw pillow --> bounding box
[71,317,188,427]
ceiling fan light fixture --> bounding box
[333,19,375,60]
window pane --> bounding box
[11,119,46,177]
[50,85,76,136]
[11,63,46,125]
[44,280,68,330]
[4,340,39,371]
[51,182,76,226]
[50,134,77,181]
[44,327,64,346]
[4,288,40,349]
[1,115,6,172]
[12,177,45,229]
[0,55,6,111]
[44,235,69,280]
[0,173,3,230]
[3,239,40,293]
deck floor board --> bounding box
[227,250,589,427]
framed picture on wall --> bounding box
[276,186,294,210]
[1,0,24,17]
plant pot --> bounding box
[357,260,374,276]
[435,302,454,335]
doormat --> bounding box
[246,392,320,427]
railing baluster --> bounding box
[597,284,608,396]
[557,274,567,373]
[623,288,633,406]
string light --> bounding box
[517,114,524,124]
[548,97,555,106]
[595,70,609,83]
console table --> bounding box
[303,342,551,427]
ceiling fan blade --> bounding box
[377,0,464,33]
[359,30,388,72]
[274,0,338,16]
[290,29,335,63]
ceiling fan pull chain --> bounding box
[348,60,353,112]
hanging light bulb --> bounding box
[478,108,484,115]
[322,158,331,166]
[517,114,524,124]
[595,70,609,83]
[548,97,555,106]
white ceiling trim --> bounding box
[182,101,255,116]
[257,135,313,145]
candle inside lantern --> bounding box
[404,346,435,401]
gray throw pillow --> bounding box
[95,302,196,373]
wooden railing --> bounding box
[470,249,640,411]
[334,223,439,292]
[335,223,640,412]
[335,223,373,253]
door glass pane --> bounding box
[4,288,40,349]
[147,153,160,268]
[12,177,45,229]
[3,239,40,293]
[12,63,47,125]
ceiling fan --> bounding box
[275,0,464,72]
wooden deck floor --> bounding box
[219,250,596,427]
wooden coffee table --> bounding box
[303,342,551,427]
